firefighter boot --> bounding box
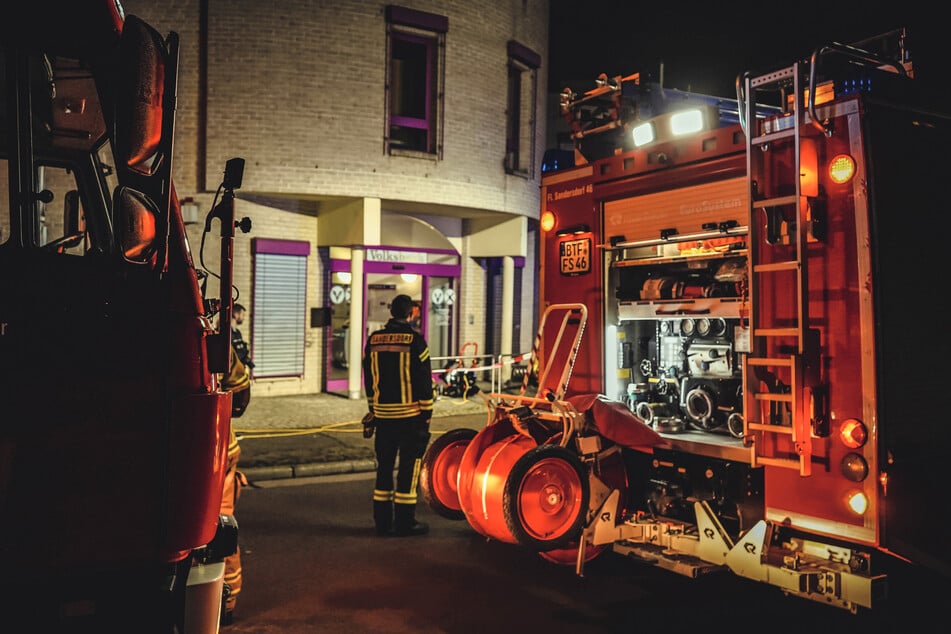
[394,504,429,537]
[220,584,234,626]
[374,500,394,536]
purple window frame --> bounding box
[389,32,435,149]
[384,5,447,157]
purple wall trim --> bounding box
[252,238,311,256]
[364,261,459,276]
[386,4,448,33]
[507,40,540,69]
[330,258,459,277]
[330,246,461,276]
[367,245,457,255]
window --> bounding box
[384,5,447,158]
[251,239,311,378]
[1,161,87,254]
[505,41,540,176]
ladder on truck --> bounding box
[738,63,814,476]
[736,32,912,476]
[488,303,588,441]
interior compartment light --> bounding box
[670,109,704,136]
[829,154,856,184]
[838,418,868,448]
[632,121,655,147]
[845,490,869,515]
[840,452,870,482]
[800,138,819,197]
[541,210,556,232]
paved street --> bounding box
[224,473,946,634]
[226,390,951,633]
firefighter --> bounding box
[231,303,254,371]
[362,294,434,537]
[219,346,251,625]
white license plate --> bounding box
[559,238,590,275]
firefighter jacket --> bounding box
[363,318,435,420]
[222,347,251,417]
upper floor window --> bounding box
[384,5,447,158]
[505,41,540,177]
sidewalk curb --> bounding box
[243,458,377,483]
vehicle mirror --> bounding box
[114,15,167,175]
[114,186,159,263]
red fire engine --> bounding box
[421,27,950,613]
[1,2,246,630]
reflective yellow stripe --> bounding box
[394,492,418,505]
[394,459,422,505]
[401,350,411,402]
[373,489,394,502]
[370,352,380,406]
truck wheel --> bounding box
[502,444,589,552]
[420,428,477,520]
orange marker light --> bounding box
[541,210,556,232]
[838,418,868,448]
[828,154,856,184]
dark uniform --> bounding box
[363,295,434,537]
[231,326,254,370]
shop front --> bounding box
[326,246,460,395]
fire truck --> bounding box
[1,2,245,631]
[421,27,951,613]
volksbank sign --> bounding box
[366,249,428,264]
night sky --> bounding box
[548,5,948,102]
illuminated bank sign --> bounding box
[366,249,427,264]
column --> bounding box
[500,255,514,383]
[347,247,364,400]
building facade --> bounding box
[123,0,549,398]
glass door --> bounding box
[426,277,455,361]
[366,273,424,344]
[328,272,352,392]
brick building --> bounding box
[122,0,549,398]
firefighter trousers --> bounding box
[220,429,245,619]
[372,417,431,531]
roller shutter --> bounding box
[251,240,310,377]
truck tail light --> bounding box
[541,210,556,232]
[845,490,869,515]
[840,452,869,482]
[828,154,856,184]
[838,418,867,448]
